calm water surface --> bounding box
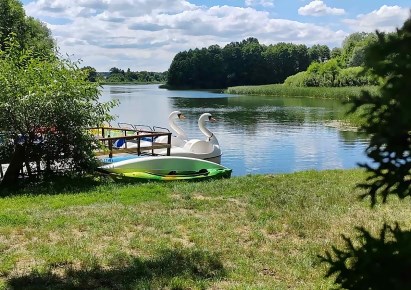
[99,84,369,176]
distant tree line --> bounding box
[166,37,330,89]
[166,33,382,89]
[81,66,168,83]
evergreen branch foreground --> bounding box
[1,170,411,289]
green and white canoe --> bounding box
[97,156,232,181]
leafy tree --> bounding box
[341,32,377,67]
[308,44,330,63]
[23,16,55,55]
[222,41,244,87]
[109,67,124,74]
[320,16,411,289]
[0,0,25,51]
[330,47,342,59]
[0,39,117,186]
[263,42,310,84]
[82,66,97,82]
[167,38,311,89]
[335,66,378,87]
[0,0,54,54]
[320,58,340,86]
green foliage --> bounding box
[262,42,310,85]
[352,19,411,204]
[335,66,379,87]
[226,83,378,100]
[308,44,330,62]
[321,16,411,289]
[0,40,118,180]
[82,66,97,82]
[104,67,167,83]
[321,224,411,290]
[331,47,342,59]
[167,38,311,89]
[282,71,308,87]
[341,32,378,67]
[166,31,382,89]
[285,61,379,87]
[0,0,55,54]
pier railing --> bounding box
[89,126,172,158]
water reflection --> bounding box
[99,84,369,176]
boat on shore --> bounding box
[154,113,222,164]
[113,112,222,164]
[97,156,232,181]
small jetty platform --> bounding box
[90,126,172,159]
[0,126,173,180]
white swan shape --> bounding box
[183,113,220,153]
[155,113,222,164]
[156,111,187,147]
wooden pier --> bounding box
[90,126,173,158]
[0,126,173,180]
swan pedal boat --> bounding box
[114,112,222,164]
[97,156,232,181]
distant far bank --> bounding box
[94,69,167,84]
[100,81,164,85]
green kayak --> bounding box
[97,156,232,181]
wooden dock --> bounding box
[90,126,173,158]
[0,126,173,180]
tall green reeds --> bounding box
[226,84,379,100]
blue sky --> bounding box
[21,0,410,71]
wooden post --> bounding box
[167,133,171,156]
[108,139,113,158]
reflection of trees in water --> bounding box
[168,94,367,144]
[169,97,229,109]
[169,95,348,129]
[338,130,368,145]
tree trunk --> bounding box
[0,145,25,188]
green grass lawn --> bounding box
[1,169,410,289]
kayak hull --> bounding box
[97,156,232,181]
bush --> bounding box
[0,39,118,184]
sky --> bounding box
[20,0,410,72]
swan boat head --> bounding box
[169,111,187,140]
[182,113,221,161]
[198,113,219,145]
[156,110,187,146]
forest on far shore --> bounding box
[166,33,380,89]
[82,32,380,90]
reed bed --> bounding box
[226,84,379,100]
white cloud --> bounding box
[344,5,409,32]
[245,0,274,7]
[25,0,197,19]
[24,0,349,71]
[298,0,345,16]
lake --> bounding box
[99,84,369,176]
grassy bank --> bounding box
[1,170,410,289]
[226,84,379,100]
